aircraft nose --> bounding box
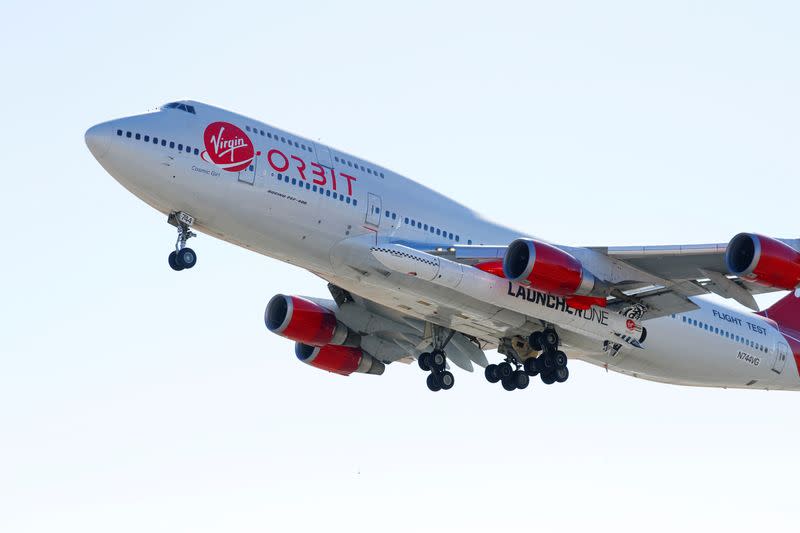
[85,122,112,159]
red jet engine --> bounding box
[502,239,599,296]
[265,295,359,346]
[726,233,800,291]
[294,343,385,376]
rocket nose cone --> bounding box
[85,123,112,160]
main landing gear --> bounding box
[485,328,570,391]
[419,328,457,392]
[167,211,198,272]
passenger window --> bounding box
[326,190,331,197]
[178,144,183,150]
[135,133,141,140]
[346,197,351,204]
[117,129,122,136]
[436,229,441,235]
[161,140,166,146]
[194,148,199,155]
[144,135,150,142]
[153,137,158,144]
[126,131,132,138]
[169,141,175,148]
[353,199,358,206]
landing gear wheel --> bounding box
[555,367,569,383]
[542,329,559,350]
[501,375,517,391]
[513,370,530,390]
[430,350,446,371]
[439,371,455,390]
[426,373,442,392]
[554,351,568,368]
[523,358,539,376]
[541,371,557,385]
[497,362,513,380]
[538,352,556,373]
[176,247,197,269]
[168,251,184,271]
[528,331,543,351]
[418,352,432,371]
[485,364,501,383]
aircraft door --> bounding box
[366,193,382,228]
[774,342,789,374]
[237,154,258,185]
[315,143,333,168]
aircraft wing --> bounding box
[323,283,491,371]
[411,237,800,318]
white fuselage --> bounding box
[85,101,800,391]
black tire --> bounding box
[418,352,432,371]
[554,351,568,368]
[485,364,500,383]
[555,367,569,383]
[528,331,543,351]
[501,375,517,391]
[540,371,556,385]
[440,371,455,390]
[497,362,513,379]
[168,251,184,271]
[538,352,556,373]
[430,350,446,371]
[523,358,539,376]
[513,370,530,390]
[542,329,559,350]
[176,247,197,269]
[426,373,442,392]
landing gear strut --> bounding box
[531,328,569,385]
[168,211,197,271]
[485,359,530,391]
[485,327,570,391]
[419,327,457,392]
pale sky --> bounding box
[2,1,799,532]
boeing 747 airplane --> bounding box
[86,100,800,392]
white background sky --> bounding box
[2,1,799,532]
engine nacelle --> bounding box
[265,294,359,346]
[502,239,598,296]
[295,343,385,376]
[726,233,800,290]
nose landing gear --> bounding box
[167,211,197,271]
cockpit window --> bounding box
[163,102,196,115]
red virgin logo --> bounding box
[201,122,254,172]
[626,319,636,331]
